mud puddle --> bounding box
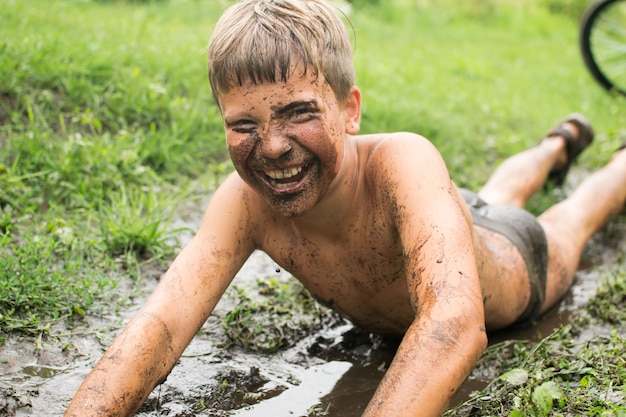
[1,180,625,417]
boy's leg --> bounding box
[471,114,597,328]
[474,145,626,329]
[538,146,626,313]
[478,114,593,207]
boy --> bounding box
[65,0,626,416]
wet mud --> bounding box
[1,179,625,417]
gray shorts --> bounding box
[459,189,548,326]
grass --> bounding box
[350,0,626,194]
[221,278,340,353]
[0,232,116,335]
[447,264,626,416]
[1,0,626,413]
[0,0,229,333]
[451,326,626,416]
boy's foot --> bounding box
[545,113,594,186]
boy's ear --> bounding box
[344,86,361,135]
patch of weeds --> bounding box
[192,367,286,412]
[447,325,626,416]
[0,232,115,334]
[307,403,332,416]
[0,164,24,213]
[0,0,225,179]
[586,269,626,324]
[221,278,342,353]
[0,207,12,234]
[97,185,187,261]
[449,258,626,416]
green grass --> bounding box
[450,326,626,416]
[0,232,116,335]
[447,264,626,416]
[0,0,229,333]
[1,0,626,413]
[350,0,626,193]
[221,278,339,353]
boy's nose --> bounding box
[259,129,292,160]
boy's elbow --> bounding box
[462,310,488,361]
[472,323,488,358]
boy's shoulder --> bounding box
[204,172,269,229]
[359,131,438,156]
[358,132,443,175]
[357,131,452,208]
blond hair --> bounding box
[208,0,355,105]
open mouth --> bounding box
[258,163,312,194]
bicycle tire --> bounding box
[579,0,626,96]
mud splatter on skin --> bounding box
[403,228,449,315]
[82,311,179,415]
[259,203,412,334]
[428,317,463,347]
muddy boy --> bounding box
[65,0,626,415]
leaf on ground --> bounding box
[532,381,563,415]
[500,368,529,386]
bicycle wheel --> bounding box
[579,0,626,96]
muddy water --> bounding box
[1,184,624,417]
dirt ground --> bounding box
[1,173,625,417]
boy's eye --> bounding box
[231,120,257,133]
[288,107,316,122]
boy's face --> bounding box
[219,68,360,217]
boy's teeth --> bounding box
[266,166,303,180]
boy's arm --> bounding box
[363,134,487,417]
[65,174,256,417]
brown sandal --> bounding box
[546,113,594,186]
